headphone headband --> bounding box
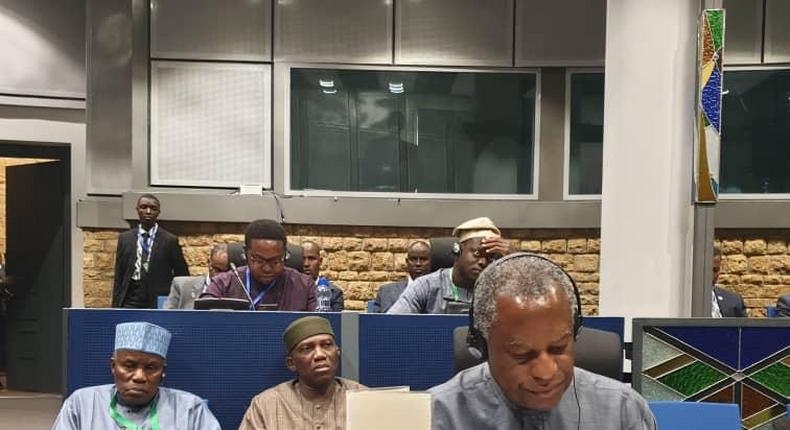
[467,252,584,360]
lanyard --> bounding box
[245,269,274,310]
[448,269,461,301]
[109,394,159,430]
[138,225,158,260]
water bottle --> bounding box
[316,278,332,312]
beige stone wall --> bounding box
[82,223,602,313]
[0,157,56,257]
[715,231,790,317]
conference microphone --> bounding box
[230,262,255,310]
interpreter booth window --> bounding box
[289,68,537,196]
[720,69,790,195]
[566,72,604,197]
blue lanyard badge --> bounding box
[245,269,274,310]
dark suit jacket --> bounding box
[776,295,790,318]
[112,226,189,308]
[713,286,748,317]
[328,282,344,312]
[373,279,408,313]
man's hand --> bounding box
[481,237,513,258]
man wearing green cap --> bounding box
[52,322,220,429]
[240,316,366,430]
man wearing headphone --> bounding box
[387,217,512,314]
[429,253,656,429]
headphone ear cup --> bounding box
[452,242,460,255]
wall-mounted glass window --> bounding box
[721,69,790,195]
[288,68,538,196]
[566,72,604,197]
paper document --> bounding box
[346,388,431,430]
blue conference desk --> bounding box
[64,309,623,429]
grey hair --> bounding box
[473,253,577,339]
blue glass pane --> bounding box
[701,66,721,132]
[740,327,790,369]
[658,326,739,370]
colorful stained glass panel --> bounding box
[701,384,734,404]
[701,66,722,132]
[742,384,777,419]
[638,323,790,430]
[643,333,685,370]
[706,10,723,51]
[740,327,790,369]
[657,361,727,397]
[695,8,724,203]
[750,363,790,397]
[659,326,739,369]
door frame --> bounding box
[1,144,71,306]
[0,118,86,309]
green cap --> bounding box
[283,316,335,353]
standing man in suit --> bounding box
[301,241,344,311]
[112,194,189,309]
[372,240,431,313]
[164,244,229,310]
[711,247,748,317]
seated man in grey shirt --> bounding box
[387,217,511,314]
[164,244,229,310]
[429,253,656,430]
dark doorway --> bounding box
[1,143,70,393]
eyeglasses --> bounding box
[248,253,285,269]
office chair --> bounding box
[226,242,304,272]
[429,237,456,272]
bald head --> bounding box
[406,240,431,280]
[301,241,322,281]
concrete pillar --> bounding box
[598,0,700,337]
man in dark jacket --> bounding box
[112,194,189,308]
[711,247,748,317]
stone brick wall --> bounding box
[715,231,790,317]
[0,158,55,257]
[82,223,601,313]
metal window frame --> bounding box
[278,62,541,200]
[563,68,604,201]
[718,64,790,200]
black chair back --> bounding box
[429,237,456,272]
[453,326,623,381]
[226,242,304,273]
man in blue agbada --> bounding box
[52,322,220,430]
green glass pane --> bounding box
[657,362,727,396]
[751,363,790,397]
[706,10,724,52]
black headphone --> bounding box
[466,252,583,360]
